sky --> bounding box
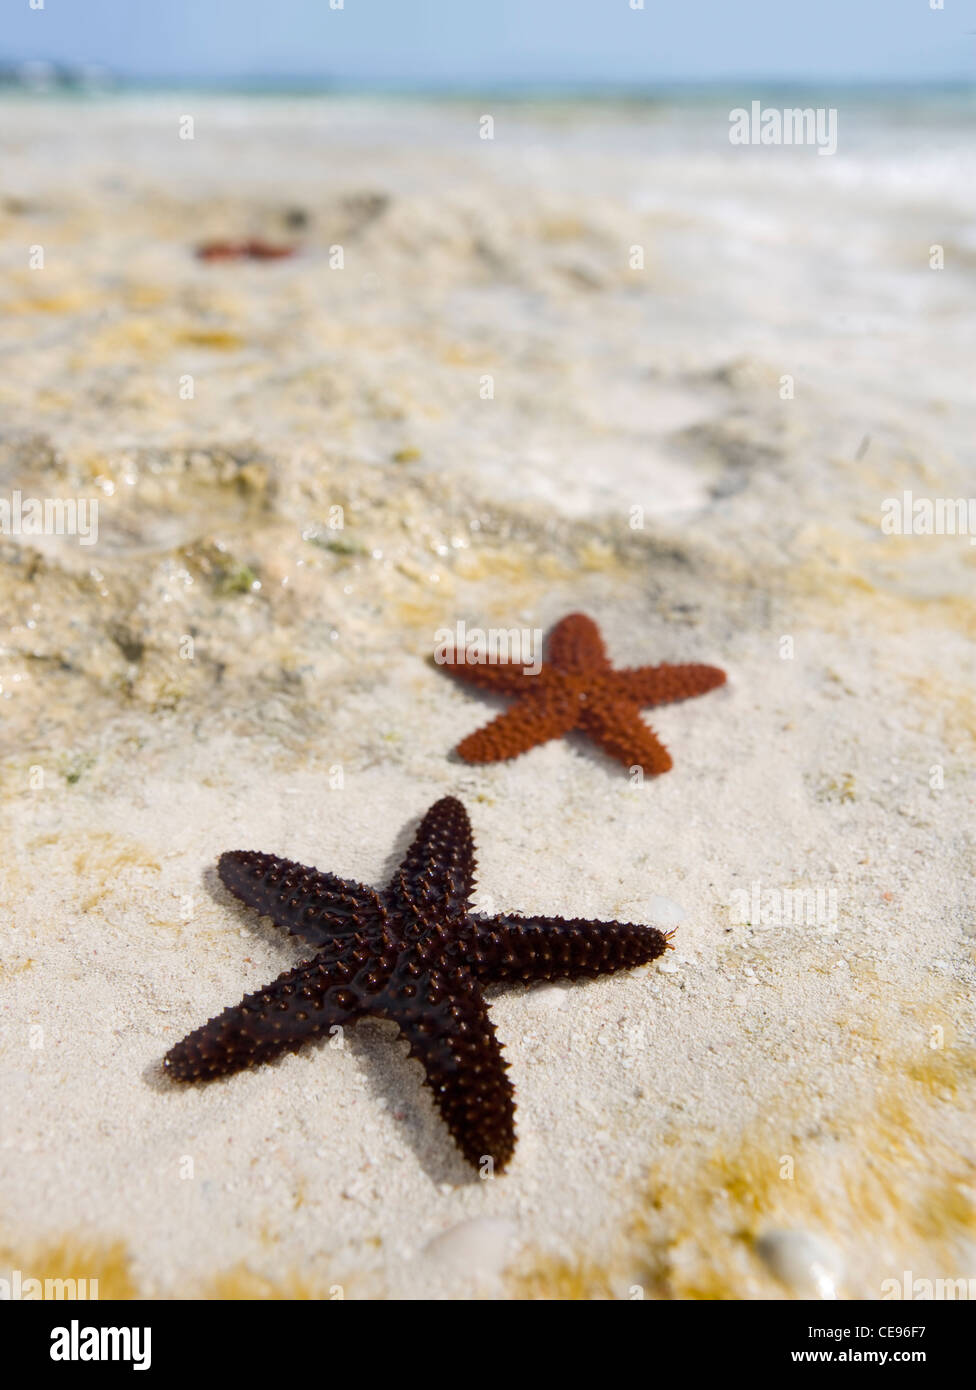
[1,0,974,86]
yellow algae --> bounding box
[70,831,161,911]
[509,1256,619,1301]
[538,215,587,241]
[124,285,169,309]
[888,593,976,644]
[453,546,573,587]
[5,291,91,315]
[83,317,161,362]
[779,543,976,642]
[815,772,856,803]
[903,671,976,746]
[507,1006,976,1300]
[576,538,622,572]
[209,1265,345,1300]
[626,1088,972,1298]
[176,329,245,351]
[909,1179,976,1243]
[441,343,490,366]
[83,314,249,363]
[0,1236,137,1299]
[0,957,34,978]
[904,1042,972,1100]
[28,387,76,412]
[783,550,877,603]
[392,593,470,634]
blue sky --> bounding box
[2,0,974,85]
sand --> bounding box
[0,93,974,1300]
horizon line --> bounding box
[0,70,973,97]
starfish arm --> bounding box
[612,662,727,707]
[382,969,516,1172]
[546,612,611,674]
[579,700,674,774]
[218,851,386,946]
[438,655,537,694]
[455,693,579,763]
[386,796,477,923]
[468,913,670,983]
[163,947,369,1080]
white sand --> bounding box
[0,95,973,1300]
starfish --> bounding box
[442,612,726,775]
[195,238,298,262]
[163,796,669,1172]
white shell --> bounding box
[755,1228,844,1299]
[424,1217,518,1279]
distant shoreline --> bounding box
[0,73,973,105]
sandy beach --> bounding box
[0,92,974,1300]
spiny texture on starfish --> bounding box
[164,797,669,1172]
[442,612,726,775]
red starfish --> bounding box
[195,239,298,262]
[442,612,726,775]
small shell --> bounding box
[424,1217,518,1279]
[755,1228,843,1299]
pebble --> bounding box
[656,958,679,974]
[424,1217,517,1278]
[755,1228,843,1298]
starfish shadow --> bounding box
[340,1022,485,1186]
[376,810,432,885]
[563,725,662,775]
[142,1058,174,1093]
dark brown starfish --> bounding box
[164,796,669,1172]
[442,612,726,774]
